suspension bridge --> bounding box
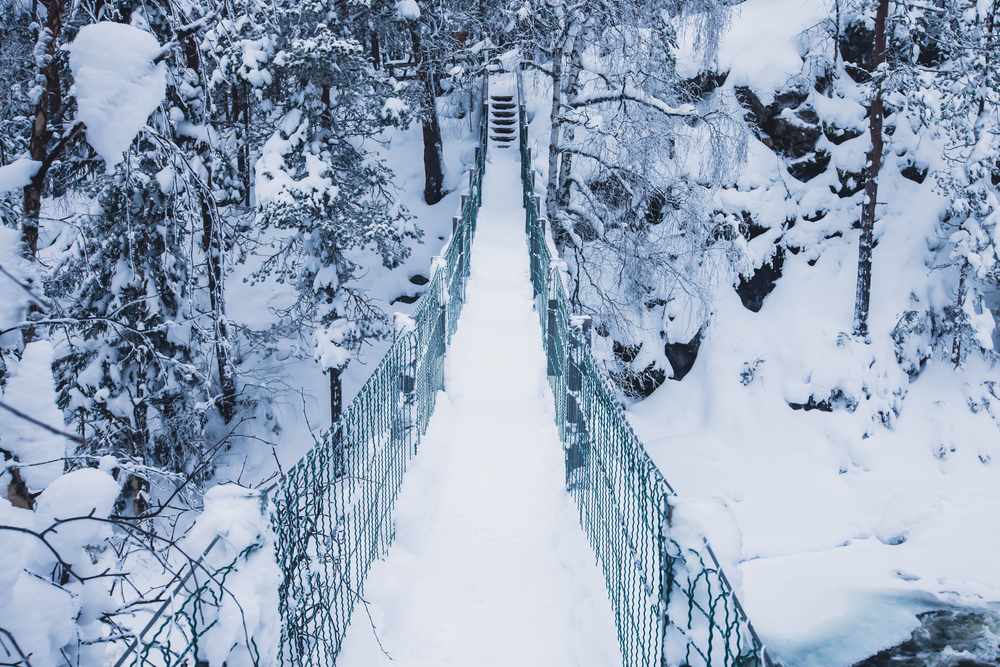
[123,71,773,667]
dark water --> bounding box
[854,611,1000,667]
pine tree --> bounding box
[933,0,1000,364]
[249,6,417,382]
[50,158,213,510]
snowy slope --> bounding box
[217,115,481,484]
[626,0,1000,665]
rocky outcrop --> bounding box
[736,247,785,313]
[664,327,705,381]
[735,86,821,160]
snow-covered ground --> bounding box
[336,148,623,667]
[217,115,481,483]
[625,0,1000,665]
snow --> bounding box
[2,341,69,492]
[0,159,41,193]
[183,485,282,667]
[395,0,420,20]
[314,319,357,370]
[714,0,829,104]
[68,22,166,172]
[336,150,622,667]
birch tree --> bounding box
[502,0,745,388]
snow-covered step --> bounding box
[488,74,520,149]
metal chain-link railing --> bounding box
[518,92,773,667]
[269,93,488,667]
[125,76,489,667]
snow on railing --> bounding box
[268,95,487,667]
[128,76,490,667]
[517,87,773,667]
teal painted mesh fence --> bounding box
[123,83,488,667]
[269,108,487,667]
[518,102,772,667]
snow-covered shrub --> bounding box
[0,467,123,667]
[138,485,281,667]
[48,166,216,507]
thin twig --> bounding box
[0,400,85,445]
[0,262,52,311]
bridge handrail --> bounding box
[517,87,772,667]
[269,91,488,667]
[124,74,489,667]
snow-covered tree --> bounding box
[501,0,746,393]
[246,5,417,391]
[44,12,245,510]
[932,0,1000,364]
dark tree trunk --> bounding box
[409,21,445,205]
[232,82,251,205]
[853,0,889,338]
[22,0,67,257]
[186,34,237,423]
[330,368,342,424]
[952,261,970,366]
[545,34,566,246]
[2,448,34,510]
[371,30,381,69]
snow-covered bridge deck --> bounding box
[335,147,624,667]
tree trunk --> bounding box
[409,21,445,205]
[556,29,585,210]
[21,0,67,257]
[330,368,342,425]
[185,35,237,423]
[852,0,889,339]
[545,33,567,251]
[952,261,970,367]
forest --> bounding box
[1,0,999,665]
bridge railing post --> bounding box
[545,262,562,380]
[530,218,546,298]
[394,314,417,452]
[565,316,592,491]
